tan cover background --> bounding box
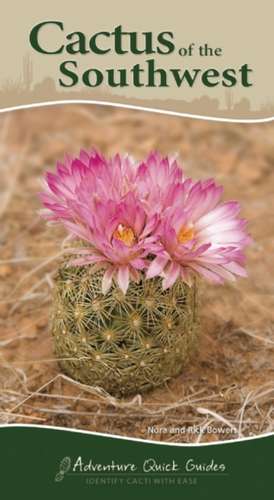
[0,0,273,117]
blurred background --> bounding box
[0,104,273,442]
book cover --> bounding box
[0,1,273,498]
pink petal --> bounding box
[62,220,91,241]
[189,262,224,284]
[162,262,180,290]
[147,255,169,279]
[196,202,240,230]
[223,261,248,277]
[117,266,130,294]
[130,258,146,270]
[102,268,115,294]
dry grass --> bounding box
[0,104,274,443]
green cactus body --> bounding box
[52,264,199,396]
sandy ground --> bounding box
[0,104,273,443]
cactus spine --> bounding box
[52,264,198,396]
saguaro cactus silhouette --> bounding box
[22,54,33,92]
[225,89,234,111]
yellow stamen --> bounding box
[113,223,136,246]
[178,225,194,244]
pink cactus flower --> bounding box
[147,180,251,289]
[39,150,251,293]
[136,152,185,215]
[67,192,159,294]
[39,150,137,222]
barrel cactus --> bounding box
[39,150,250,396]
[52,265,198,395]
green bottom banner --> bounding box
[0,426,271,498]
